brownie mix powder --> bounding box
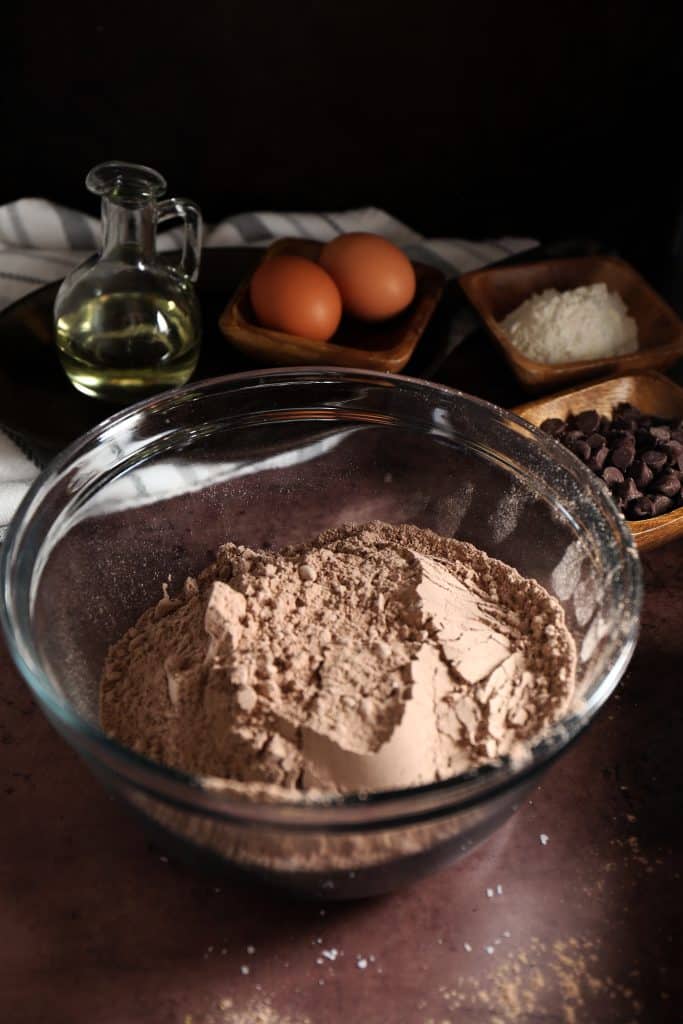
[100,522,577,797]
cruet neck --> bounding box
[87,161,167,261]
[100,197,156,260]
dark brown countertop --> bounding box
[2,538,681,1024]
[2,245,682,1022]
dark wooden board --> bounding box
[0,239,612,464]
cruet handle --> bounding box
[155,198,202,282]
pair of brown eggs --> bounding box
[249,232,417,342]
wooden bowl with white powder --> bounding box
[460,255,683,394]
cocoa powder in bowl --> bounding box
[101,522,576,798]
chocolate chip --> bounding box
[652,471,682,497]
[613,417,637,433]
[545,402,683,521]
[588,446,609,472]
[628,459,653,489]
[662,440,683,469]
[635,427,653,449]
[629,496,654,519]
[651,494,674,516]
[650,424,671,444]
[575,409,601,435]
[615,478,642,503]
[642,449,668,472]
[570,440,592,462]
[615,402,643,419]
[602,466,624,487]
[607,429,635,447]
[610,444,635,471]
[540,417,566,436]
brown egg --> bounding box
[249,255,342,342]
[320,233,417,322]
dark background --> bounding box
[2,8,683,1022]
[2,1,681,283]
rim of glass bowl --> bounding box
[0,368,642,831]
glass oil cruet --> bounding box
[54,161,202,403]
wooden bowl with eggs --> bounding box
[218,237,445,372]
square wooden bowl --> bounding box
[459,255,683,394]
[218,238,445,373]
[515,371,683,551]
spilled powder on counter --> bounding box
[216,996,311,1024]
[438,934,643,1023]
[100,522,576,797]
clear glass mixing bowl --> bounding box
[0,369,641,898]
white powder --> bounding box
[502,283,638,364]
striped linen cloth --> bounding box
[0,197,536,538]
[0,429,39,542]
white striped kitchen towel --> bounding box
[0,197,536,536]
[0,429,40,542]
[0,198,536,313]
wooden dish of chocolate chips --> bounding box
[514,371,683,551]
